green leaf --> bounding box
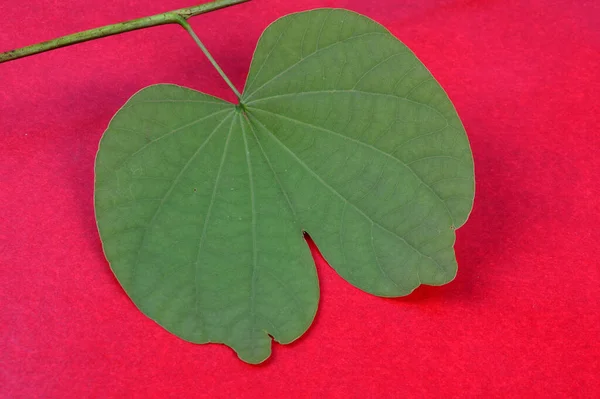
[94,8,474,364]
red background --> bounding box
[1,0,598,397]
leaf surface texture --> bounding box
[95,9,474,364]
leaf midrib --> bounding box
[239,113,260,354]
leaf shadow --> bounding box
[300,129,516,307]
[391,128,518,305]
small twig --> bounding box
[0,0,250,64]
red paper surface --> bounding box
[1,0,599,397]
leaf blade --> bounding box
[95,8,474,363]
[96,85,319,364]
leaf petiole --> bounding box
[177,18,243,101]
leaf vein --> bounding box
[246,89,447,122]
[192,115,237,329]
[352,51,404,90]
[243,20,290,96]
[245,114,298,220]
[240,113,259,338]
[249,107,458,225]
[315,9,333,51]
[105,108,232,175]
[250,113,443,270]
[243,32,388,101]
[129,112,235,292]
[370,223,401,289]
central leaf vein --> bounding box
[245,114,298,220]
[240,113,260,341]
[193,113,236,324]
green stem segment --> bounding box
[0,0,248,100]
[178,18,243,100]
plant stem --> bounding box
[0,0,249,64]
[178,19,242,100]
